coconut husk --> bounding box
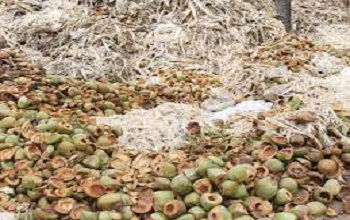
[0,0,283,81]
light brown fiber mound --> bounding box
[0,0,283,81]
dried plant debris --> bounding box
[0,0,346,81]
[96,103,207,151]
[251,35,332,73]
[293,0,349,33]
[311,24,350,51]
[219,34,350,116]
[0,0,284,81]
[251,34,350,75]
